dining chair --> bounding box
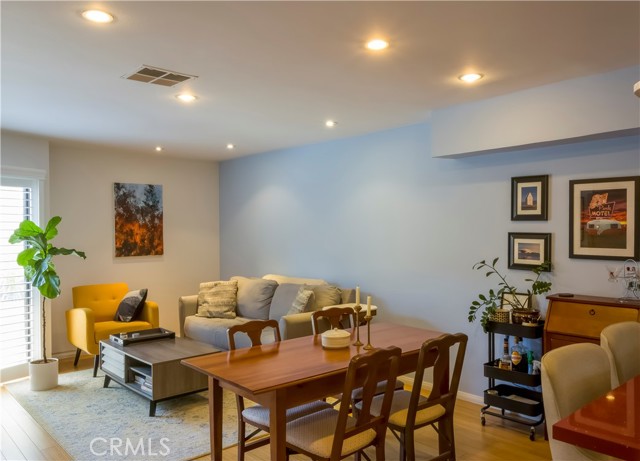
[311,307,357,334]
[313,307,404,409]
[541,343,612,461]
[227,320,332,461]
[363,333,467,461]
[285,346,401,461]
[600,321,640,388]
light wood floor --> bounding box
[1,356,552,460]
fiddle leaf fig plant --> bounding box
[9,216,86,363]
[468,257,551,331]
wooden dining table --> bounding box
[552,375,640,461]
[181,322,443,461]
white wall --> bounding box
[49,147,220,355]
[219,123,640,397]
[1,131,50,173]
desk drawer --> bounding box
[546,301,638,339]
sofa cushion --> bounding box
[287,287,315,315]
[270,283,314,320]
[113,288,148,322]
[305,285,343,311]
[231,276,278,320]
[196,280,238,319]
[184,316,249,350]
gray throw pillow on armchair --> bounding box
[113,288,148,322]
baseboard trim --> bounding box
[398,375,484,406]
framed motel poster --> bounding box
[569,176,639,260]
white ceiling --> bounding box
[2,1,639,161]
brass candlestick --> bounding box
[353,304,363,346]
[363,314,373,350]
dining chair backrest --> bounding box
[600,321,640,388]
[417,333,468,411]
[311,307,357,335]
[227,319,282,350]
[331,346,401,459]
[541,343,612,461]
[378,333,467,461]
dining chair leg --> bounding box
[376,442,386,461]
[93,355,99,377]
[73,348,81,366]
[443,418,455,460]
[396,431,407,461]
[405,428,416,461]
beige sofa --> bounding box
[178,274,354,350]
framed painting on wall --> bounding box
[569,176,639,260]
[114,183,164,257]
[511,175,548,221]
[508,232,551,270]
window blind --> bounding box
[0,185,34,369]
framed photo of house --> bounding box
[508,232,551,270]
[511,175,548,221]
[569,176,639,260]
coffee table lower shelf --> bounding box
[102,374,208,417]
[99,337,219,416]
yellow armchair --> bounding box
[65,283,159,376]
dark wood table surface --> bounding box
[182,322,444,461]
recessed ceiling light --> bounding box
[226,144,235,150]
[325,120,337,128]
[81,9,114,23]
[458,73,484,83]
[366,39,389,51]
[176,94,197,103]
[155,146,163,152]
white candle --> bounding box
[367,296,372,317]
[355,286,360,305]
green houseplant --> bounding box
[468,257,551,331]
[9,216,86,390]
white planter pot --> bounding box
[29,358,59,391]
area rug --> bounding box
[6,369,245,461]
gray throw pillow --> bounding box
[269,284,313,320]
[231,276,278,320]
[196,280,238,319]
[287,287,314,315]
[304,285,342,311]
[114,288,148,322]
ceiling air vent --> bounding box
[123,65,197,87]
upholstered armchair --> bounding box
[65,283,159,377]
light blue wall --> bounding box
[220,122,639,397]
[432,66,640,157]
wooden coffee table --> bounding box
[100,336,220,416]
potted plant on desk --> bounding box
[468,257,551,331]
[9,216,86,390]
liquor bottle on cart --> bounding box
[499,336,512,370]
[510,336,528,373]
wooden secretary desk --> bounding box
[544,294,640,352]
